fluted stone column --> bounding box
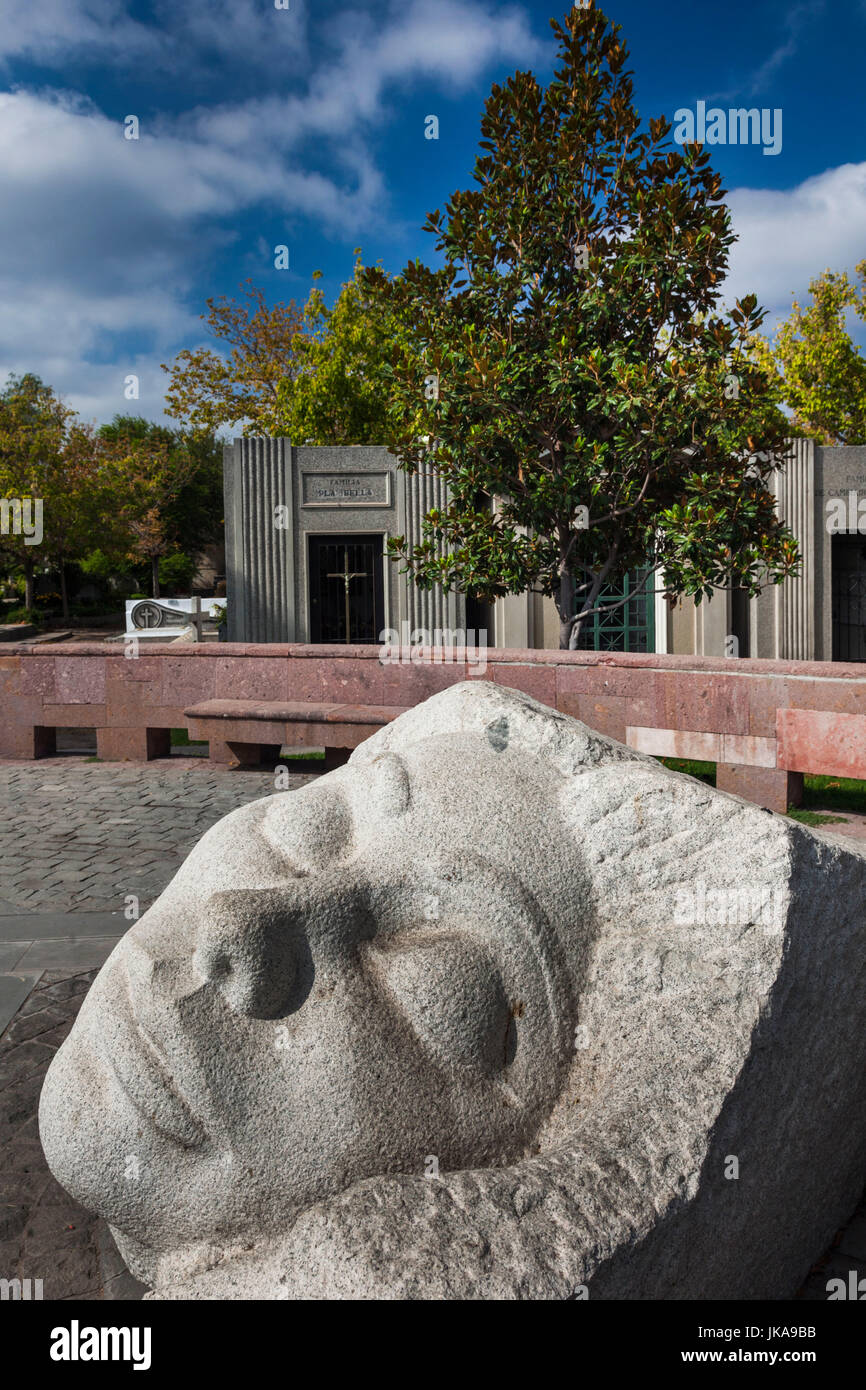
[224,441,464,645]
[398,463,464,636]
[773,438,815,660]
[224,438,295,643]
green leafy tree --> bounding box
[162,281,307,436]
[751,261,866,445]
[96,417,207,599]
[158,551,197,594]
[48,421,110,619]
[363,4,797,648]
[276,254,408,443]
[0,374,76,610]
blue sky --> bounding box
[0,0,863,429]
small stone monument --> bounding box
[39,682,866,1298]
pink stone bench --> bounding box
[184,699,410,768]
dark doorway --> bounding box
[832,534,866,661]
[730,587,751,659]
[308,534,384,644]
[465,594,492,645]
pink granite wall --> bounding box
[3,642,866,811]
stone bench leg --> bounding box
[213,740,283,768]
[207,737,235,766]
[33,726,57,758]
[96,728,171,762]
[717,763,803,814]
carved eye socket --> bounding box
[372,936,514,1077]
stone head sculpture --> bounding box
[40,681,866,1298]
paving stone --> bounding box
[0,974,41,1038]
[14,939,120,971]
[0,942,30,971]
[1,1005,68,1046]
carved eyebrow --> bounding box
[263,787,354,871]
[360,752,411,818]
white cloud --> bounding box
[0,0,543,423]
[0,1,158,64]
[187,0,545,149]
[724,161,866,334]
[0,0,309,70]
[740,1,823,96]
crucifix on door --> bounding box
[327,552,370,645]
[308,535,385,645]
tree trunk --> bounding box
[570,580,603,651]
[59,562,69,621]
[24,558,34,610]
[151,555,160,599]
[568,613,587,650]
[558,570,575,649]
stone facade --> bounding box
[223,440,465,645]
[224,437,866,662]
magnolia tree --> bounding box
[363,3,798,648]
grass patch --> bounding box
[278,748,326,762]
[84,756,102,763]
[658,757,716,786]
[658,757,866,822]
[786,808,848,827]
[801,774,866,816]
[170,728,207,748]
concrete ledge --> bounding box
[627,726,721,761]
[5,643,866,809]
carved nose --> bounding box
[193,888,306,1018]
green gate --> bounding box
[576,568,655,653]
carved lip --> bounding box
[96,998,209,1150]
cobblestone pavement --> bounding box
[0,755,318,1301]
[0,756,316,916]
[0,969,145,1300]
[0,755,864,1302]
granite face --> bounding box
[39,681,866,1299]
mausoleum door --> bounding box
[308,534,384,645]
[832,534,866,662]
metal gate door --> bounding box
[832,535,866,661]
[308,534,384,644]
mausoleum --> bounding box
[223,440,478,646]
[224,438,866,662]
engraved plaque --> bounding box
[301,471,391,508]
